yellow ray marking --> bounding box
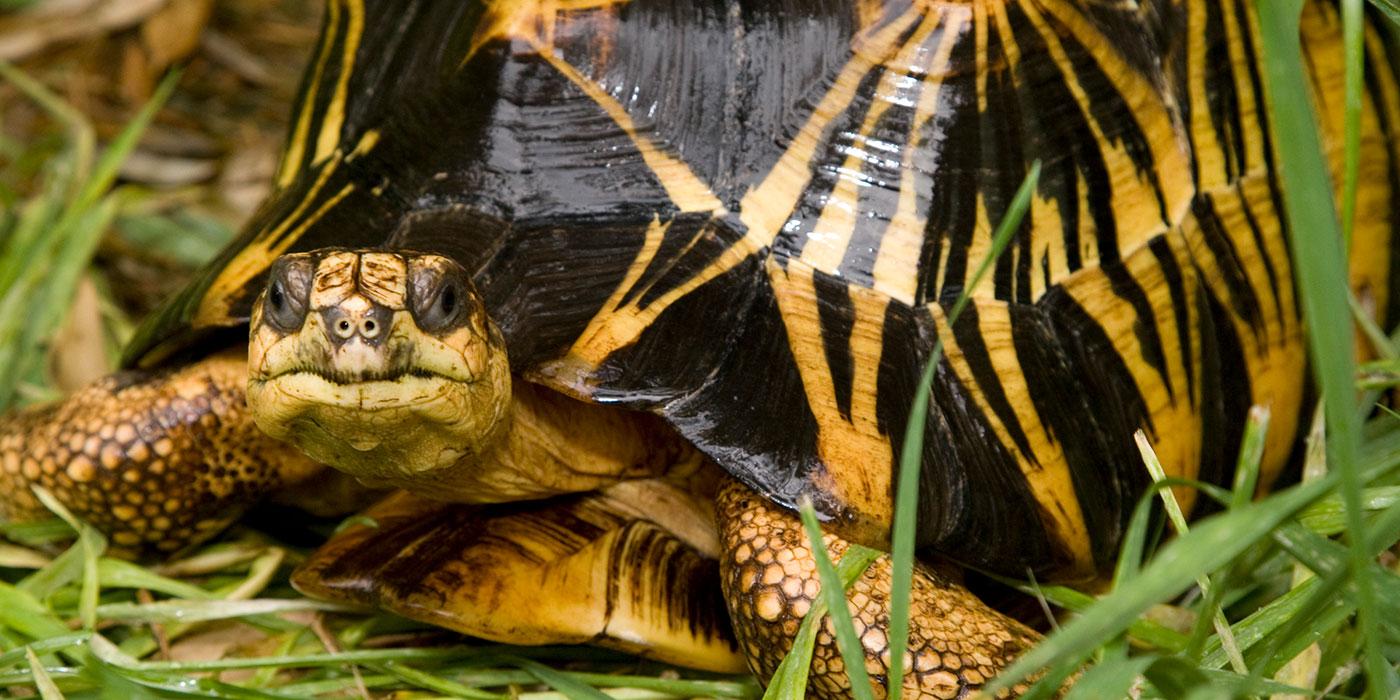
[465,0,630,63]
[1032,0,1194,224]
[973,0,988,113]
[277,0,341,189]
[857,0,884,33]
[1183,0,1228,191]
[1217,0,1268,180]
[1059,238,1209,512]
[1146,228,1204,416]
[1180,193,1266,362]
[560,217,669,367]
[735,6,925,260]
[769,258,893,535]
[1017,0,1178,260]
[313,0,364,164]
[987,4,1070,301]
[530,43,723,214]
[197,155,351,323]
[927,300,1093,574]
[542,231,755,392]
[1182,183,1305,489]
[871,7,964,305]
[345,129,380,163]
[1024,191,1069,301]
[964,195,1001,302]
[955,4,1001,303]
[1353,18,1400,329]
[799,10,943,276]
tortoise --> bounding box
[2,0,1398,696]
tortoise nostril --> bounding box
[360,318,379,338]
[334,319,354,338]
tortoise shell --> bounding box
[126,0,1400,579]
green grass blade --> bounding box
[1061,655,1156,700]
[509,656,613,700]
[26,488,105,631]
[1367,0,1400,25]
[884,159,1039,700]
[1100,490,1163,662]
[0,66,174,409]
[1254,0,1385,692]
[560,673,759,698]
[997,580,1187,652]
[1230,408,1270,511]
[376,662,504,699]
[0,634,89,669]
[0,61,94,200]
[1135,433,1245,672]
[95,559,215,600]
[798,499,875,700]
[0,582,72,641]
[70,71,179,215]
[93,599,354,624]
[1352,292,1397,360]
[24,647,64,700]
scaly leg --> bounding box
[293,483,746,673]
[717,478,1043,699]
[0,351,326,557]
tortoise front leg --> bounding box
[0,350,325,557]
[717,478,1042,698]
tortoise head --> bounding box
[246,249,512,484]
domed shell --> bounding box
[127,0,1400,579]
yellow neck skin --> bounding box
[353,377,701,503]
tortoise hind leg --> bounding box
[717,477,1043,698]
[292,486,746,673]
[0,351,326,557]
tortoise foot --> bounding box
[717,477,1045,699]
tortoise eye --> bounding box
[415,279,463,332]
[268,283,286,312]
[438,285,457,317]
[263,258,312,332]
[409,258,472,334]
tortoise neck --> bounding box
[368,377,698,503]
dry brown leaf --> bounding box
[121,0,214,102]
[218,126,279,218]
[140,0,213,70]
[119,148,218,186]
[200,29,273,86]
[0,0,168,62]
[49,274,109,392]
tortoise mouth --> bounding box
[247,368,504,479]
[261,365,464,387]
[251,370,471,412]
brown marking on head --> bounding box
[247,249,511,481]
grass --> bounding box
[3,3,1400,699]
[0,63,175,409]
